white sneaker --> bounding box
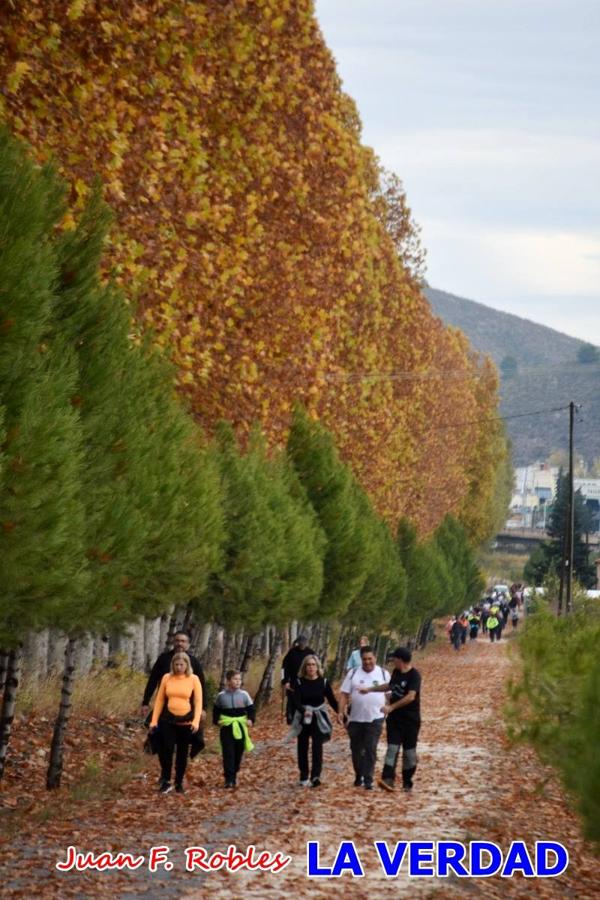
[299,779,311,787]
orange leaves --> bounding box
[0,0,503,536]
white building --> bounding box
[508,463,559,529]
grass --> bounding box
[68,753,145,803]
[18,666,147,718]
[477,549,528,585]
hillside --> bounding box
[425,287,585,366]
[426,287,600,465]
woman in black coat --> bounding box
[291,655,338,788]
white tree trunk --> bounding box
[109,632,133,667]
[143,617,161,671]
[47,630,69,675]
[23,630,49,682]
[74,633,94,676]
[130,618,146,671]
[159,612,171,652]
[92,634,109,669]
[192,621,212,661]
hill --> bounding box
[425,287,600,465]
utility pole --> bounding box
[565,401,575,613]
[557,401,576,616]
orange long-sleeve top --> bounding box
[150,673,202,729]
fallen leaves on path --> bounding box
[0,634,598,897]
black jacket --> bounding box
[142,650,207,709]
[281,646,315,685]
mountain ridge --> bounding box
[425,287,586,367]
[425,286,600,466]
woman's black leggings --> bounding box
[297,721,325,781]
[158,722,191,784]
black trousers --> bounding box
[382,717,420,787]
[347,719,384,785]
[220,725,245,783]
[158,722,192,785]
[285,690,295,725]
[297,720,326,780]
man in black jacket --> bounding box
[141,631,207,721]
[281,635,314,724]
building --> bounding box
[508,463,559,529]
[574,479,600,534]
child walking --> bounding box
[213,669,255,788]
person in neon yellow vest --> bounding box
[487,606,501,642]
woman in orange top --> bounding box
[150,651,202,794]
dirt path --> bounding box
[1,635,598,898]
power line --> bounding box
[428,403,571,433]
[373,403,573,452]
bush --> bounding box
[507,602,600,843]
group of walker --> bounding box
[143,631,421,795]
[445,583,523,650]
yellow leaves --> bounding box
[7,61,31,94]
[67,0,87,21]
[156,42,172,67]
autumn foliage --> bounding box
[0,0,506,536]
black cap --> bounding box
[391,647,412,662]
[296,634,308,644]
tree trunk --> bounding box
[239,633,256,673]
[47,630,68,674]
[23,630,49,683]
[159,612,171,653]
[378,635,390,665]
[92,634,109,669]
[255,628,283,710]
[74,632,94,675]
[143,617,161,672]
[108,631,133,668]
[165,607,184,650]
[220,630,237,689]
[289,620,298,646]
[192,621,212,664]
[204,625,223,671]
[129,619,146,672]
[47,636,77,790]
[417,619,432,649]
[181,604,194,634]
[0,646,23,781]
[0,649,10,693]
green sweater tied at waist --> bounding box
[218,715,255,751]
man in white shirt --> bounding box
[338,646,390,790]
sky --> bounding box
[315,0,600,345]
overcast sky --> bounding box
[315,0,600,345]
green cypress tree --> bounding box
[546,471,595,587]
[270,449,325,621]
[209,423,286,632]
[0,131,88,779]
[525,470,595,588]
[434,515,484,611]
[52,186,225,626]
[346,513,407,633]
[286,406,374,619]
[397,517,455,637]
